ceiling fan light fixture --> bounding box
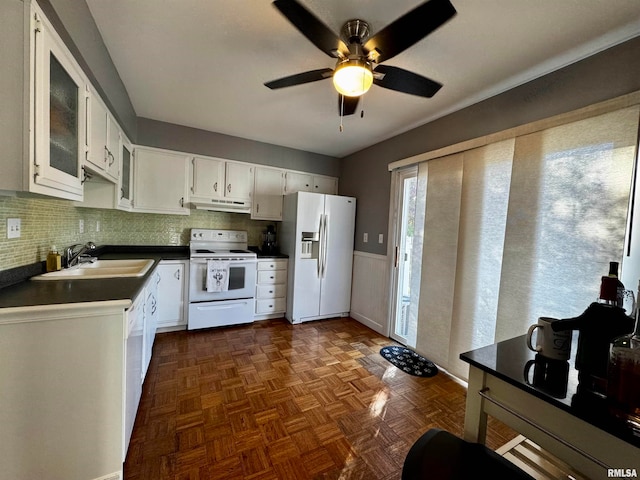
[333,59,373,97]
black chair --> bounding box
[402,429,535,479]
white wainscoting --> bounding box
[350,251,389,335]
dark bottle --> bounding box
[599,261,625,307]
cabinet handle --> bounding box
[175,269,180,280]
[120,187,124,199]
[213,182,217,192]
[180,197,184,207]
[107,149,115,166]
[269,290,273,294]
[227,183,231,193]
[270,276,274,279]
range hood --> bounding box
[190,198,252,214]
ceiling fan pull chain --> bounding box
[339,95,344,132]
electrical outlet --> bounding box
[79,219,84,234]
[378,234,384,244]
[363,233,368,243]
[7,218,21,239]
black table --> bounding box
[460,334,639,478]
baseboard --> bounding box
[351,311,385,334]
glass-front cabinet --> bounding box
[118,135,133,210]
[30,3,85,200]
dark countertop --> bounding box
[248,246,289,259]
[0,245,189,309]
[460,334,640,449]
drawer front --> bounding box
[256,297,286,314]
[257,284,286,299]
[257,260,287,271]
[257,269,287,284]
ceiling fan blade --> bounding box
[373,65,442,97]
[264,68,333,89]
[364,0,456,64]
[339,95,360,116]
[273,0,348,58]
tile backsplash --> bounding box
[0,195,276,271]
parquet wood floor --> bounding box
[124,317,517,480]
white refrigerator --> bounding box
[281,192,356,324]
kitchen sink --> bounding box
[32,259,155,280]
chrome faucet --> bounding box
[66,242,97,267]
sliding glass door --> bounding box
[390,167,421,347]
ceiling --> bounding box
[85,0,640,159]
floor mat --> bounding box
[379,345,438,377]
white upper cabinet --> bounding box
[252,166,285,221]
[191,156,225,200]
[133,147,190,215]
[284,171,313,194]
[225,162,253,202]
[190,156,253,213]
[284,171,338,195]
[86,85,119,183]
[313,175,338,195]
[118,134,133,210]
[30,3,86,201]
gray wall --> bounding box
[340,36,640,255]
[138,118,340,177]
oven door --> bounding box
[189,258,257,302]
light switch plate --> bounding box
[363,233,368,243]
[7,218,21,239]
[378,233,384,244]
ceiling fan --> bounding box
[264,0,457,116]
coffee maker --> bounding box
[261,225,278,255]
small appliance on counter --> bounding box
[261,225,278,255]
[552,262,635,395]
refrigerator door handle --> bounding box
[321,214,328,278]
[317,215,324,278]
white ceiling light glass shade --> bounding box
[333,59,373,97]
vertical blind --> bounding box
[411,106,640,380]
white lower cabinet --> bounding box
[0,302,129,480]
[143,269,159,379]
[124,291,144,455]
[156,260,188,330]
[255,259,288,319]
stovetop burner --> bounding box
[189,229,257,260]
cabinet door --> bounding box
[105,115,120,181]
[252,167,285,220]
[285,171,313,194]
[31,7,84,200]
[86,88,108,173]
[118,136,133,210]
[225,162,253,201]
[142,271,160,379]
[157,261,186,328]
[314,175,338,194]
[133,148,190,215]
[191,156,225,200]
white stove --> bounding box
[189,229,257,259]
[188,229,257,330]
